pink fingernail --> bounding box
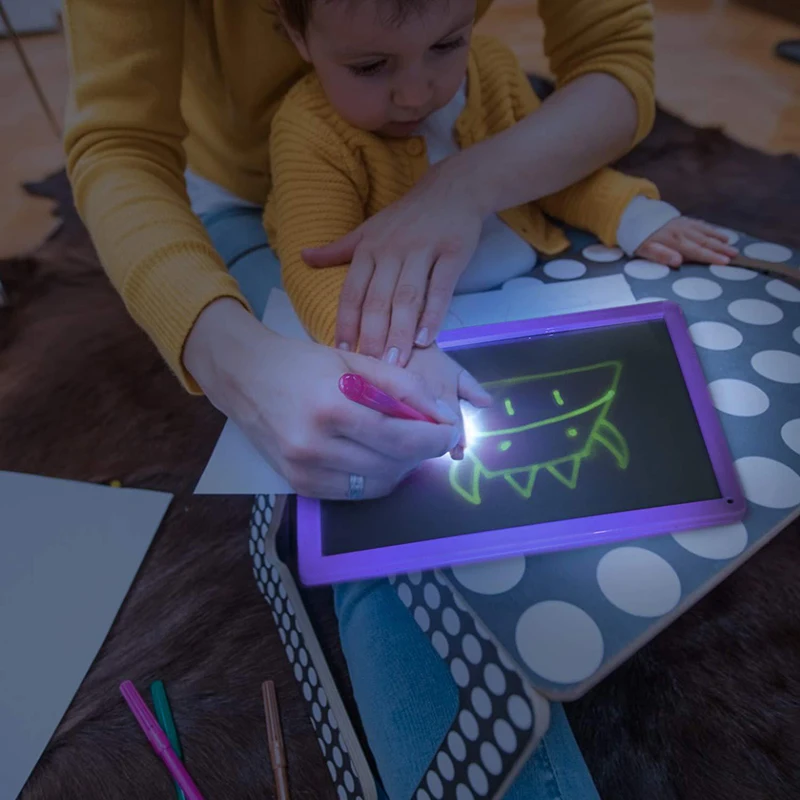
[384,347,399,365]
[415,328,429,347]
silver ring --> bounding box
[348,474,365,500]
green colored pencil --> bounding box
[150,680,187,800]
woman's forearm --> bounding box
[444,72,641,217]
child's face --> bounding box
[290,0,476,137]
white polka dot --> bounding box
[515,601,604,683]
[736,457,800,509]
[452,558,526,595]
[299,648,309,667]
[397,584,412,607]
[508,695,533,730]
[279,583,287,600]
[448,731,467,761]
[794,326,800,345]
[303,683,312,701]
[281,613,291,630]
[437,752,455,781]
[432,631,449,659]
[313,703,322,722]
[427,772,443,799]
[743,242,792,262]
[782,420,800,455]
[294,663,303,681]
[472,687,492,719]
[459,710,479,740]
[710,265,755,281]
[457,785,476,800]
[267,582,276,599]
[309,667,318,686]
[318,687,327,707]
[672,522,748,559]
[333,746,343,767]
[597,548,681,617]
[337,786,347,800]
[715,227,740,245]
[290,629,299,648]
[322,724,332,744]
[274,597,284,615]
[583,244,623,262]
[260,566,268,583]
[462,634,482,664]
[344,771,355,792]
[408,572,422,585]
[766,279,800,303]
[708,379,769,417]
[417,791,430,800]
[544,259,587,280]
[328,761,337,781]
[624,259,670,280]
[493,720,518,753]
[672,277,722,301]
[728,298,783,325]
[285,645,295,663]
[442,608,461,636]
[468,763,489,796]
[480,742,503,775]
[484,664,506,696]
[752,350,800,384]
[414,607,431,632]
[689,321,743,351]
[451,658,470,688]
[424,583,441,609]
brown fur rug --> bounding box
[3,100,800,800]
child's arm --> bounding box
[266,108,368,347]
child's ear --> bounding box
[273,0,311,61]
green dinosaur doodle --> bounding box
[450,361,629,505]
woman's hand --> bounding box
[183,299,464,499]
[636,218,739,268]
[301,158,485,367]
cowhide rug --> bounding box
[3,97,799,800]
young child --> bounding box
[264,0,735,405]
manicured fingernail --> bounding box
[415,328,429,347]
[384,347,399,365]
[338,342,350,351]
[436,399,458,423]
[450,445,465,461]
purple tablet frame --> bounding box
[297,301,746,586]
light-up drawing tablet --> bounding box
[297,302,746,586]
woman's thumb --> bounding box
[302,230,360,268]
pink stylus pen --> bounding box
[120,681,205,800]
[339,373,437,423]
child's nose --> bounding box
[392,72,432,110]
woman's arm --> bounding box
[62,0,248,393]
[303,0,655,350]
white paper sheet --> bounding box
[0,472,173,799]
[195,274,637,495]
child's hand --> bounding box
[636,217,739,268]
[405,345,492,459]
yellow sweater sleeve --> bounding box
[538,0,656,146]
[508,63,659,246]
[266,106,368,347]
[62,0,250,394]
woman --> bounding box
[63,0,656,796]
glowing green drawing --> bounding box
[450,361,629,505]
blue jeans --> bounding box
[201,206,601,800]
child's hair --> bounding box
[278,0,434,35]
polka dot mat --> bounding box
[249,495,371,800]
[403,227,800,696]
[389,571,545,800]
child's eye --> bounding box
[432,36,466,54]
[348,60,386,77]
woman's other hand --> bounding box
[183,299,464,499]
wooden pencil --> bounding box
[262,680,291,800]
